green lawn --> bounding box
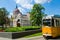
[24,32,42,38]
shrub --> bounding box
[5,26,41,32]
[0,27,3,30]
[5,27,25,32]
[20,26,41,31]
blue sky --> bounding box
[0,0,60,16]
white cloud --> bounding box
[15,0,51,9]
[15,0,33,9]
[34,0,51,4]
[15,0,33,4]
[9,12,13,18]
[14,0,52,14]
[48,0,51,3]
[22,4,33,9]
[18,7,26,14]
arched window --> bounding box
[17,19,20,22]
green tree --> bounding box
[0,8,9,29]
[30,4,45,26]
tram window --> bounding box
[52,18,54,27]
[43,19,51,26]
[43,19,50,22]
[59,21,60,26]
[56,20,60,27]
[43,22,51,26]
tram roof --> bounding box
[53,15,60,18]
[43,15,60,19]
[43,15,53,19]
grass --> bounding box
[24,32,42,38]
[0,27,3,30]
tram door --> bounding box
[53,18,60,37]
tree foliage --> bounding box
[0,8,9,26]
[30,4,45,26]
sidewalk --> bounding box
[16,36,43,40]
[0,36,43,40]
[0,37,12,40]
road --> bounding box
[0,36,60,40]
[16,36,60,40]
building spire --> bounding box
[16,4,18,9]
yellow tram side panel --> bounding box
[42,26,52,35]
[42,26,58,38]
[57,27,60,36]
[52,27,58,37]
[52,27,60,37]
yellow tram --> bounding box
[42,15,60,38]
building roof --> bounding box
[13,5,22,15]
[14,8,20,12]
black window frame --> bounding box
[43,19,52,26]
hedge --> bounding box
[4,26,41,32]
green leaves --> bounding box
[0,8,9,25]
[5,27,25,32]
[4,26,41,32]
[30,4,45,26]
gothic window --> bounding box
[17,19,20,22]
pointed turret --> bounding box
[13,4,20,13]
[13,4,22,16]
[16,4,18,9]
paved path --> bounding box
[0,36,60,40]
[0,36,44,40]
[17,36,45,40]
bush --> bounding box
[21,26,40,31]
[0,27,3,30]
[5,26,41,32]
[5,27,25,32]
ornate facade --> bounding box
[11,6,30,27]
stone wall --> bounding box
[0,29,41,39]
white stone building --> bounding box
[11,6,30,27]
